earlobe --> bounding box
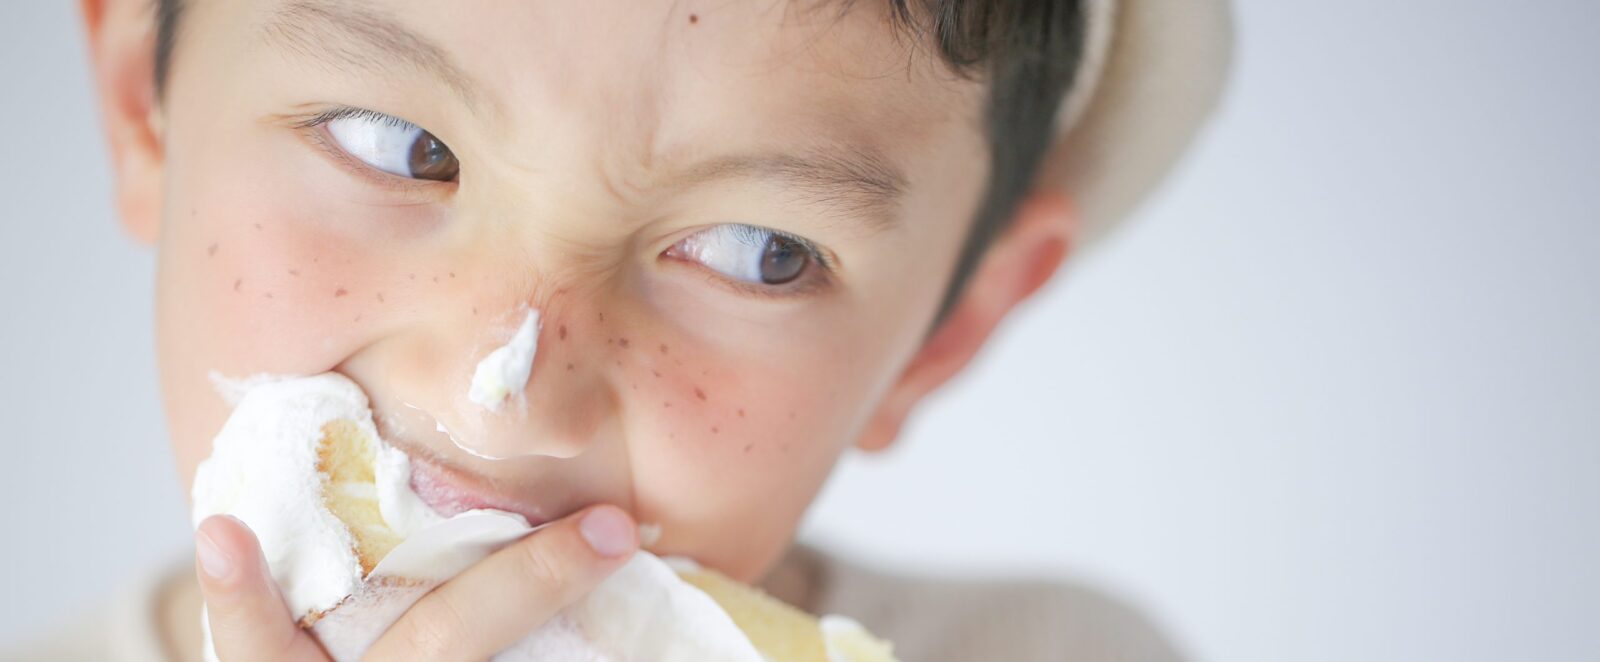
[854,190,1076,454]
[80,0,165,245]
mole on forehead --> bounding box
[250,0,930,104]
[253,0,936,229]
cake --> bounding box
[190,373,896,661]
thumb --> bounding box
[194,515,329,662]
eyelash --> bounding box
[292,106,455,196]
[664,225,838,300]
[722,224,837,272]
[290,107,837,299]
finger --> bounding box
[367,504,638,660]
[195,515,330,662]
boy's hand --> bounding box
[194,505,639,661]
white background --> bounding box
[3,2,1597,661]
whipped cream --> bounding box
[206,370,291,407]
[190,373,772,661]
[468,309,541,412]
[191,374,375,617]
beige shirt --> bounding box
[4,544,1184,661]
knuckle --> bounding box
[513,535,571,596]
[267,628,305,661]
[398,595,473,659]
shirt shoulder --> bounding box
[2,613,113,661]
[785,544,1186,662]
[1,561,180,662]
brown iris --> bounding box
[760,234,810,284]
[407,131,459,181]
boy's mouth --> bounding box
[385,432,560,528]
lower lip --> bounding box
[406,456,550,527]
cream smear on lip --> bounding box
[468,309,541,412]
[401,400,509,461]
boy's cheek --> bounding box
[161,152,462,376]
[155,170,453,477]
[627,361,853,581]
[163,213,380,375]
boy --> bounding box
[23,0,1228,658]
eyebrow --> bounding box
[674,149,908,231]
[260,1,907,230]
[258,0,495,115]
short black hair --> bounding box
[152,0,1084,320]
[883,1,1085,318]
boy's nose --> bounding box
[354,287,621,462]
[442,298,618,460]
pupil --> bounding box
[408,132,459,181]
[760,235,809,284]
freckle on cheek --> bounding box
[288,269,300,277]
[738,408,746,418]
[334,288,348,298]
[618,338,630,348]
[694,387,707,401]
[376,293,385,303]
[659,344,669,355]
[207,243,218,257]
[233,278,242,292]
[559,325,568,340]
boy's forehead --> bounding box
[243,0,984,188]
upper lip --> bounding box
[379,421,560,527]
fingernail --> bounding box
[579,507,635,558]
[196,528,234,581]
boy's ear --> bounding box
[854,188,1075,453]
[80,0,164,245]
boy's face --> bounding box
[92,0,1069,582]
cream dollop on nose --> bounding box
[467,309,541,412]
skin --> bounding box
[81,0,1076,658]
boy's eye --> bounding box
[666,224,820,286]
[322,110,459,182]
